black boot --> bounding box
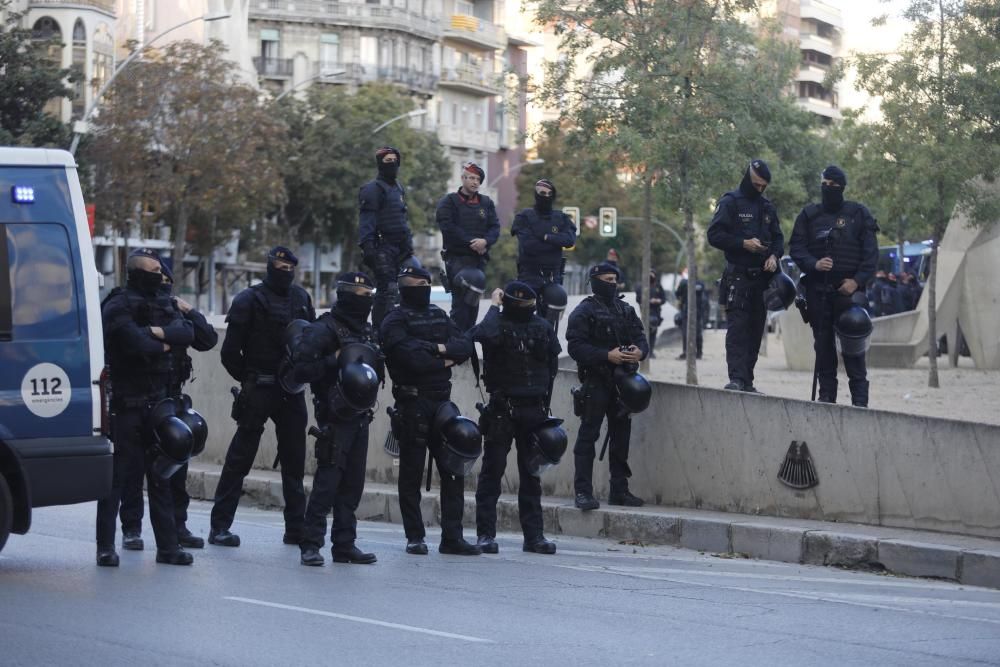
[608,489,644,507]
[155,548,194,565]
[332,545,377,564]
[523,537,557,555]
[476,535,499,554]
[300,547,325,566]
[574,492,600,511]
[208,529,240,547]
[96,546,119,567]
[405,540,428,555]
[724,380,744,391]
[439,538,482,555]
[122,532,144,551]
[177,527,204,549]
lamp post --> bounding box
[370,108,428,135]
[68,13,232,155]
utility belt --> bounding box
[578,365,614,386]
[112,388,169,411]
[518,263,561,283]
[244,371,277,387]
[376,232,411,250]
[392,383,451,402]
[725,263,767,280]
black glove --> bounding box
[361,243,378,268]
[417,340,440,356]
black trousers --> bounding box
[372,242,410,329]
[446,255,485,331]
[679,316,703,356]
[210,385,307,537]
[301,415,370,551]
[120,462,191,534]
[96,407,178,550]
[806,286,870,406]
[724,275,768,386]
[475,399,546,542]
[572,379,633,497]
[395,394,466,543]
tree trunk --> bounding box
[172,201,190,275]
[684,206,697,386]
[640,175,652,374]
[927,233,941,388]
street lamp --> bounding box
[370,108,428,135]
[486,158,545,190]
[68,12,232,155]
[273,69,347,103]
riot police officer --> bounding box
[673,274,708,360]
[380,266,481,556]
[294,272,382,567]
[511,179,576,331]
[566,263,649,510]
[211,247,315,547]
[635,270,668,358]
[97,248,196,567]
[790,166,879,407]
[360,146,416,328]
[707,159,784,392]
[437,161,500,330]
[470,282,562,555]
[119,262,217,551]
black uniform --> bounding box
[566,293,649,500]
[790,200,878,406]
[380,296,475,548]
[294,306,380,556]
[635,279,669,356]
[512,207,576,315]
[212,276,314,542]
[98,279,194,559]
[359,175,413,328]
[707,187,783,390]
[120,291,217,545]
[470,304,560,545]
[437,189,500,330]
[673,278,708,359]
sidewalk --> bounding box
[186,462,1000,590]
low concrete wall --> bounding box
[187,326,1000,539]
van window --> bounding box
[4,223,80,340]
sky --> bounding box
[838,0,913,116]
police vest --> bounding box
[482,317,551,398]
[243,283,312,375]
[718,191,777,267]
[369,179,410,245]
[802,202,869,277]
[392,304,453,387]
[584,297,631,352]
[443,193,493,254]
[516,208,569,270]
[311,309,381,398]
[103,288,176,396]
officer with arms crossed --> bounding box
[511,179,576,332]
[294,272,382,567]
[360,146,417,328]
[119,262,217,551]
[707,159,783,392]
[380,266,482,556]
[437,161,500,330]
[98,248,196,566]
[211,247,315,547]
[470,282,564,555]
[566,263,649,511]
[789,166,878,407]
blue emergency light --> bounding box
[11,185,35,204]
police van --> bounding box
[0,147,112,554]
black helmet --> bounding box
[763,272,796,311]
[150,415,194,479]
[278,319,311,394]
[177,407,208,457]
[525,417,568,477]
[338,361,380,412]
[438,416,483,477]
[834,305,873,357]
[614,367,652,414]
[338,342,385,381]
[454,267,486,307]
[432,401,462,438]
[540,282,568,329]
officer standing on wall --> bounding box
[360,146,416,328]
[635,270,667,358]
[511,179,576,329]
[707,159,783,392]
[566,263,649,511]
[790,166,879,407]
[294,272,381,567]
[470,282,562,555]
[437,161,500,330]
[97,248,196,567]
[119,263,217,552]
[211,247,315,547]
[380,266,481,556]
[673,273,707,360]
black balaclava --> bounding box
[376,146,401,183]
[157,262,174,297]
[821,165,847,212]
[335,271,375,321]
[533,178,556,215]
[738,159,771,200]
[589,263,620,302]
[501,280,537,323]
[129,268,163,296]
[265,263,294,293]
[399,284,430,308]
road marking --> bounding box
[225,597,494,643]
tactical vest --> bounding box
[311,309,381,398]
[719,191,776,268]
[584,297,631,355]
[371,179,410,245]
[104,288,176,397]
[516,208,568,270]
[802,202,867,277]
[243,283,312,375]
[482,317,551,397]
[444,193,492,254]
[391,304,453,388]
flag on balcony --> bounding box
[450,14,480,32]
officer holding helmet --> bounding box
[566,263,649,511]
[97,248,196,567]
[436,161,500,330]
[512,179,577,332]
[359,146,417,328]
[380,266,481,556]
[293,272,382,567]
[119,262,217,552]
[212,247,315,548]
[470,282,563,554]
[789,166,878,407]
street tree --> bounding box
[853,0,1000,387]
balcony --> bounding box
[798,62,830,85]
[437,124,499,152]
[443,14,505,50]
[438,65,501,95]
[798,97,841,120]
[800,0,844,30]
[28,0,115,15]
[250,1,440,41]
[254,56,294,78]
[799,32,838,58]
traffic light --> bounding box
[562,207,580,227]
[599,207,617,237]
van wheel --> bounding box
[0,474,12,554]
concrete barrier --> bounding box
[187,325,1000,540]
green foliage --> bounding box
[0,1,74,146]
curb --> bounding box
[185,466,1000,590]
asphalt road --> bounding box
[2,500,999,666]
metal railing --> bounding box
[250,1,441,40]
[253,56,294,77]
[29,0,115,12]
[443,13,504,48]
[439,65,500,92]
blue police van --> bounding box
[0,147,112,553]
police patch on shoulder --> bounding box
[836,218,846,228]
[551,226,558,233]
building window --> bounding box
[456,0,474,16]
[320,33,340,66]
[260,29,280,60]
